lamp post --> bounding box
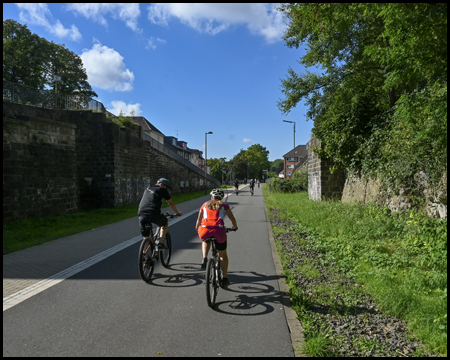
[283,120,296,178]
[282,120,296,154]
[204,131,213,194]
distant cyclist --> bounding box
[233,179,239,195]
[138,178,182,249]
[195,188,238,287]
[249,179,255,195]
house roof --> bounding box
[131,116,165,135]
[283,144,308,158]
[164,138,192,153]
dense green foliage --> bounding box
[205,157,227,183]
[228,143,271,180]
[264,189,447,355]
[270,158,284,174]
[277,4,447,192]
[267,171,308,193]
[112,110,138,129]
[3,19,97,97]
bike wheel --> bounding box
[138,238,155,282]
[160,232,172,268]
[216,257,223,288]
[206,258,218,308]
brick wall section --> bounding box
[3,114,78,221]
[307,137,345,201]
[3,102,219,220]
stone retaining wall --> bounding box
[305,136,447,219]
[307,137,345,201]
[3,115,78,221]
[3,102,219,220]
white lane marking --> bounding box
[3,208,201,311]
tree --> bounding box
[229,144,270,180]
[207,157,227,183]
[244,144,270,179]
[3,19,97,97]
[270,159,284,174]
[277,4,447,189]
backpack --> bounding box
[201,204,226,228]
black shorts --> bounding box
[139,213,168,237]
[213,240,227,251]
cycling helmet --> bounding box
[210,188,224,200]
[157,178,172,189]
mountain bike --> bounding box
[235,186,239,195]
[250,186,254,195]
[205,228,237,308]
[138,213,179,283]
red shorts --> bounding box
[198,226,227,243]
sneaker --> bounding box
[155,239,168,250]
[201,258,207,270]
[221,277,230,288]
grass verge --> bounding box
[263,188,447,356]
[3,187,228,255]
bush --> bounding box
[268,172,308,193]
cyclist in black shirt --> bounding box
[249,179,255,195]
[138,178,182,249]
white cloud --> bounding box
[16,3,81,41]
[243,138,253,143]
[146,36,166,50]
[108,101,142,116]
[80,42,134,92]
[66,3,142,33]
[147,3,285,43]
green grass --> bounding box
[263,188,447,356]
[3,188,226,255]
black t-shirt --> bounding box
[138,186,171,216]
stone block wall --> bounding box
[3,114,78,221]
[342,173,447,219]
[112,124,217,207]
[3,102,220,220]
[307,137,345,201]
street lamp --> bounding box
[204,131,213,194]
[282,120,296,154]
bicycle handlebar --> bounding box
[226,228,237,232]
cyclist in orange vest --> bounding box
[195,188,238,287]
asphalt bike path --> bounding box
[3,185,298,356]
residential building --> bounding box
[282,145,308,179]
[164,136,192,161]
[189,148,205,169]
[131,116,165,148]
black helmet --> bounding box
[157,178,172,189]
[210,188,225,200]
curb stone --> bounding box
[263,193,305,357]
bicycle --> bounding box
[250,185,254,195]
[138,212,179,282]
[235,186,239,195]
[205,228,237,308]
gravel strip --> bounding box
[270,209,439,357]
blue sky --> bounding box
[3,3,314,162]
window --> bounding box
[287,172,292,176]
[287,165,294,168]
[287,157,297,162]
